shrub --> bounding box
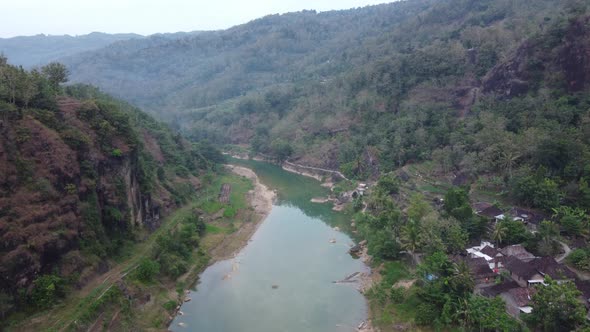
[30,274,65,309]
[415,303,439,326]
[389,287,406,303]
[65,183,77,195]
[223,205,237,218]
[135,258,160,283]
[162,300,177,312]
[111,148,123,157]
[568,249,590,271]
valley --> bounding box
[3,0,590,331]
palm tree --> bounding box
[451,261,475,297]
[400,219,421,264]
[491,222,507,246]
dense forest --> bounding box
[0,57,223,325]
[54,0,590,214]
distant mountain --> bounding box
[0,32,143,68]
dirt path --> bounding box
[557,240,572,262]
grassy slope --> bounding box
[9,169,255,331]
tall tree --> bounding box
[400,218,421,263]
[529,277,586,331]
[492,222,507,246]
[41,62,69,90]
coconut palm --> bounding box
[400,218,421,264]
[450,260,475,297]
[491,222,507,246]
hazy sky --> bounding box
[1,0,390,38]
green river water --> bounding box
[170,159,368,332]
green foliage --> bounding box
[134,258,160,283]
[497,219,529,245]
[366,229,400,260]
[30,274,65,309]
[389,287,405,303]
[375,173,400,196]
[512,173,562,210]
[567,248,590,271]
[528,277,586,331]
[162,300,177,312]
[441,221,469,254]
[65,183,77,195]
[223,205,237,218]
[152,213,205,278]
[443,188,472,222]
[465,295,521,331]
[41,62,69,89]
[407,193,431,221]
[553,206,588,237]
[111,148,123,157]
[415,303,439,326]
[416,252,475,326]
[270,139,293,163]
[77,286,129,324]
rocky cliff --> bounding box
[0,73,216,312]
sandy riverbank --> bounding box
[206,165,276,262]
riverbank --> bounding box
[207,165,276,261]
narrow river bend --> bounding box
[170,159,368,332]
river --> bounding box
[170,159,368,332]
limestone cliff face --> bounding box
[121,158,160,230]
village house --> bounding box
[481,280,530,316]
[503,256,576,287]
[507,207,548,232]
[466,242,503,271]
[454,255,497,286]
[500,244,535,262]
[473,202,504,222]
[504,287,536,315]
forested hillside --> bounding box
[57,0,590,204]
[57,0,585,167]
[0,32,142,68]
[0,57,222,321]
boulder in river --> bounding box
[349,244,361,254]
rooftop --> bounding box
[508,287,536,307]
[500,245,535,262]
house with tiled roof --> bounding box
[504,256,576,287]
[504,287,536,315]
[500,244,535,262]
[466,242,503,271]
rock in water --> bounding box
[272,284,279,289]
